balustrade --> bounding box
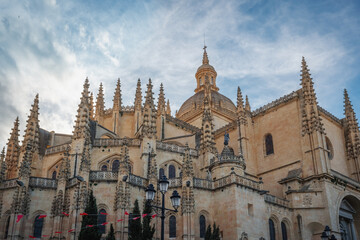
[29,177,57,189]
[89,171,118,181]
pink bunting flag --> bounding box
[55,231,62,233]
[62,212,69,216]
[29,236,36,239]
[117,219,124,222]
[16,214,23,223]
[125,211,129,215]
[38,214,47,219]
[42,235,49,237]
[142,214,148,218]
[68,229,75,232]
[101,222,109,225]
[80,213,88,216]
[151,214,157,218]
[100,212,108,215]
[132,217,140,220]
[86,225,94,228]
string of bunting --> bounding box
[14,211,158,239]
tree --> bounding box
[142,200,155,240]
[106,224,115,240]
[128,199,142,240]
[205,225,212,240]
[78,190,101,240]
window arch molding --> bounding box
[47,158,62,179]
[325,136,334,160]
[281,218,292,240]
[197,210,212,239]
[31,210,47,238]
[0,210,11,239]
[264,133,274,156]
[159,160,182,179]
[268,214,280,240]
[97,154,133,172]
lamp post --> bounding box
[320,225,337,240]
[74,176,84,240]
[145,175,181,240]
[11,179,24,240]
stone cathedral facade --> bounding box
[0,47,360,240]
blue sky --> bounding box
[0,0,359,147]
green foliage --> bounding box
[205,223,221,240]
[205,225,212,240]
[142,201,155,240]
[78,190,101,240]
[128,199,142,240]
[105,224,115,240]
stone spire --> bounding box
[182,144,194,178]
[0,148,6,183]
[300,57,324,135]
[18,143,33,179]
[119,145,130,175]
[95,83,105,120]
[245,95,251,112]
[134,78,142,111]
[22,94,40,153]
[237,87,244,112]
[142,79,157,138]
[80,138,91,173]
[113,78,122,111]
[5,117,20,179]
[157,83,166,116]
[202,45,209,65]
[147,148,158,183]
[89,92,94,120]
[73,78,91,140]
[166,99,171,115]
[195,46,218,93]
[344,89,359,133]
[58,147,71,180]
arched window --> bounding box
[199,77,203,85]
[269,219,276,240]
[101,165,108,171]
[169,165,176,179]
[199,215,206,238]
[169,215,176,238]
[33,215,44,238]
[112,160,120,172]
[265,134,274,155]
[159,168,165,178]
[297,215,302,238]
[129,165,132,173]
[52,171,57,180]
[325,137,334,160]
[281,222,288,240]
[98,209,107,234]
[4,215,10,239]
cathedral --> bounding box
[0,46,359,240]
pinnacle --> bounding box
[202,45,209,65]
[237,87,244,110]
[157,83,165,115]
[134,78,142,109]
[113,78,122,110]
[245,95,251,112]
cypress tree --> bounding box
[78,190,101,240]
[212,222,220,240]
[128,199,142,240]
[105,224,115,240]
[142,201,155,240]
[205,224,212,240]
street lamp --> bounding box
[320,226,337,240]
[74,176,84,240]
[145,175,181,240]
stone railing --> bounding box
[264,194,290,208]
[29,177,57,189]
[0,178,20,189]
[234,174,261,190]
[169,178,182,188]
[193,177,213,190]
[89,171,118,181]
[66,177,78,188]
[156,141,198,157]
[128,174,148,188]
[93,138,141,147]
[45,143,70,155]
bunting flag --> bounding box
[125,211,130,215]
[151,214,157,218]
[68,229,75,232]
[16,214,24,223]
[117,219,124,222]
[62,212,69,216]
[55,231,62,233]
[29,236,36,239]
[42,235,49,237]
[142,213,148,217]
[86,225,94,228]
[38,214,47,219]
[101,222,109,225]
[80,213,88,216]
[132,217,140,220]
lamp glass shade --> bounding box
[324,226,331,236]
[145,184,156,201]
[321,232,328,240]
[330,235,337,240]
[170,190,181,209]
[159,175,169,193]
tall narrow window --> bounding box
[161,117,165,140]
[169,165,176,179]
[129,165,132,173]
[136,113,139,131]
[281,222,288,240]
[199,215,206,238]
[5,216,10,239]
[169,215,176,238]
[199,77,203,85]
[269,219,276,240]
[297,215,302,238]
[33,215,44,238]
[265,134,274,155]
[52,171,57,179]
[98,209,107,234]
[159,168,165,178]
[325,137,334,160]
[101,165,108,171]
[112,160,120,172]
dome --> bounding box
[197,63,215,72]
[177,90,237,119]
